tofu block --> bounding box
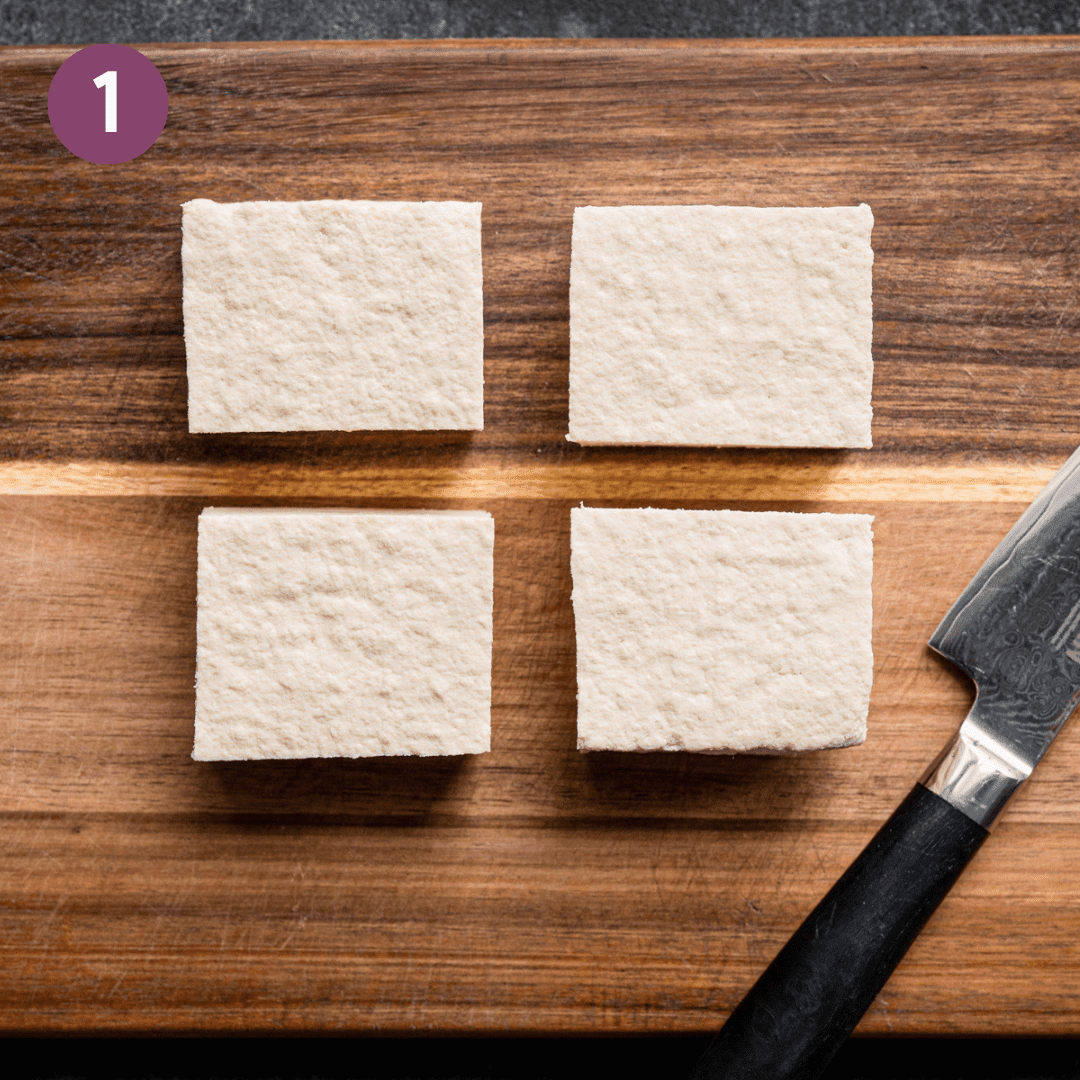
[570,507,873,753]
[194,508,493,760]
[182,199,484,432]
[567,204,874,447]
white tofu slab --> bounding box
[183,199,484,432]
[567,204,874,447]
[194,508,493,760]
[571,507,873,753]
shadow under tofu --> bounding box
[191,751,474,825]
[572,744,847,827]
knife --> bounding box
[691,446,1080,1080]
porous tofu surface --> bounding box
[567,204,874,447]
[570,507,874,753]
[183,199,484,432]
[194,508,493,760]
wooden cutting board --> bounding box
[3,37,1080,1037]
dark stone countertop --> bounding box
[3,0,1079,45]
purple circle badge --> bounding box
[48,44,168,165]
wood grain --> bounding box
[2,38,1080,1036]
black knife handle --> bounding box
[691,783,989,1080]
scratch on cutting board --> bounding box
[0,239,50,283]
[278,914,308,951]
[26,894,68,1004]
[875,995,895,1030]
[806,834,831,883]
[1050,297,1076,350]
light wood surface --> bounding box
[3,37,1080,1036]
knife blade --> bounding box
[691,446,1080,1080]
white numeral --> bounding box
[93,70,117,132]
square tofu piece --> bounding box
[571,507,873,753]
[194,508,494,760]
[183,199,484,432]
[568,204,874,447]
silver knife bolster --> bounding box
[920,704,1033,828]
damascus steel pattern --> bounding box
[925,445,1080,824]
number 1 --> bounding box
[93,70,117,132]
